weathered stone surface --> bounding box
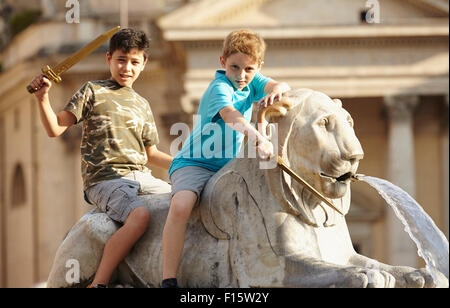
[47,89,448,288]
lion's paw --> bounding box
[338,267,396,288]
[404,268,448,288]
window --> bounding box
[11,163,26,207]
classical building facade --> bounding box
[0,0,448,287]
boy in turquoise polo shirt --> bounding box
[161,29,291,288]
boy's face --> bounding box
[107,48,147,88]
[220,52,261,91]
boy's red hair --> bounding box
[222,29,266,64]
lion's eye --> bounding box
[318,116,336,131]
[320,118,328,127]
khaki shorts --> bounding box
[85,171,171,223]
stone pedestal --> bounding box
[384,95,419,267]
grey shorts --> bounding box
[85,171,171,223]
[170,166,216,202]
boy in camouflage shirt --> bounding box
[29,28,172,288]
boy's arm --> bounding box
[258,80,291,108]
[145,145,173,170]
[219,106,273,160]
[30,74,76,137]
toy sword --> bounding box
[26,26,120,94]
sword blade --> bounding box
[52,26,120,76]
[27,26,120,93]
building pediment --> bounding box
[158,0,449,40]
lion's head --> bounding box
[259,89,364,226]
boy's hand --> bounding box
[29,74,52,100]
[255,137,274,160]
[258,90,283,109]
[259,81,291,109]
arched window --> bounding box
[11,163,26,207]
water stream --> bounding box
[357,175,449,283]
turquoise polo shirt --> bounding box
[169,70,270,176]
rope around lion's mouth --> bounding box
[277,156,344,216]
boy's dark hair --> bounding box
[109,28,150,59]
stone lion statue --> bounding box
[47,89,448,288]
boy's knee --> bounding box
[128,206,150,227]
[170,197,196,222]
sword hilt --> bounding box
[42,65,62,84]
[26,65,62,93]
[26,85,37,94]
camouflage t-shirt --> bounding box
[64,79,159,190]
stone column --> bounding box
[120,0,129,28]
[384,95,419,267]
[442,95,449,239]
[0,117,5,287]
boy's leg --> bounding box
[91,206,150,286]
[159,165,215,287]
[85,178,149,287]
[161,190,198,281]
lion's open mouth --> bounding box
[320,172,353,183]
